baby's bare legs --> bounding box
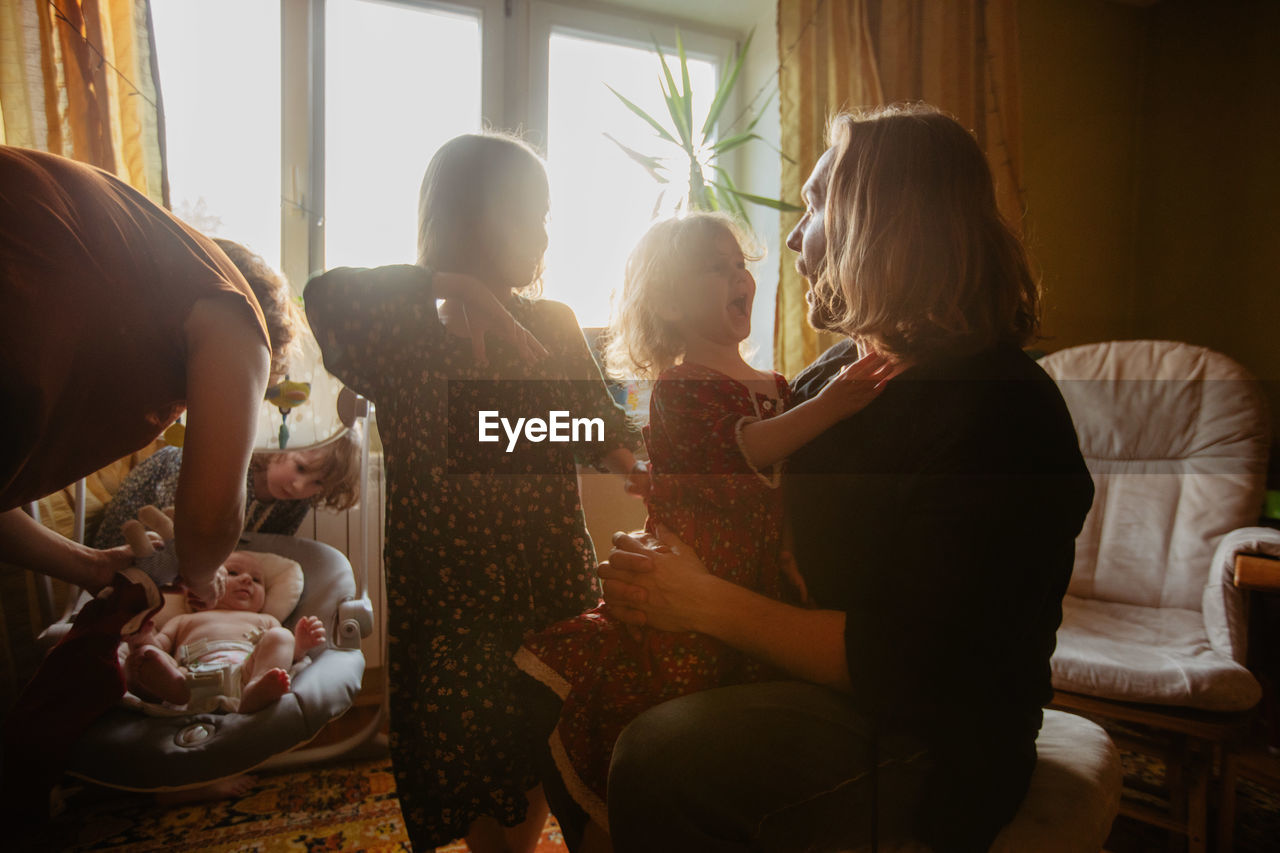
[238,626,295,714]
[129,645,191,705]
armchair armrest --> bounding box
[1235,553,1280,592]
[1204,527,1280,664]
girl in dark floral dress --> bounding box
[516,213,896,843]
[305,133,643,852]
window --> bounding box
[322,0,483,270]
[151,0,282,268]
[544,31,717,327]
[151,0,760,348]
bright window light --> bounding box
[151,0,282,269]
[546,31,717,328]
[323,0,482,270]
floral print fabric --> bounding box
[517,361,793,827]
[305,265,639,848]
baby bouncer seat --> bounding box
[32,333,380,792]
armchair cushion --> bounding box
[1042,340,1268,611]
[1040,341,1270,713]
[1053,595,1261,711]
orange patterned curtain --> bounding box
[775,0,1023,376]
[0,0,166,204]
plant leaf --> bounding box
[704,183,721,212]
[652,37,693,151]
[606,85,680,147]
[730,188,805,212]
[604,133,671,184]
[710,131,765,156]
[676,30,694,146]
[651,189,667,220]
[710,166,750,222]
[710,180,748,222]
[688,159,711,210]
[701,27,754,139]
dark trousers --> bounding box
[526,678,1029,852]
[606,681,936,853]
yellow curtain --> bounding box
[774,0,1023,377]
[0,0,166,204]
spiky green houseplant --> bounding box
[606,29,801,226]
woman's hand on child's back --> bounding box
[814,350,901,420]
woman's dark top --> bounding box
[786,340,1094,847]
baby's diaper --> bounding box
[179,638,256,713]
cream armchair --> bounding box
[1039,340,1278,853]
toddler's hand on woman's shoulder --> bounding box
[815,350,902,419]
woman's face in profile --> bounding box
[787,148,834,282]
[787,147,836,327]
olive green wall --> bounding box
[1019,0,1280,460]
[1019,0,1148,349]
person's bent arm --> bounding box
[738,352,898,470]
[600,529,852,691]
[175,295,271,604]
[0,507,131,593]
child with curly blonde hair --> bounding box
[94,429,361,550]
[517,211,898,845]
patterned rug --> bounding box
[48,758,567,852]
[41,748,1279,852]
[1102,740,1280,853]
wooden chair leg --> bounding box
[1186,750,1209,853]
[1166,736,1187,853]
[1217,752,1239,853]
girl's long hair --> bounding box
[416,132,547,298]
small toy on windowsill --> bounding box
[265,378,311,449]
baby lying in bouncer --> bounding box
[125,551,325,714]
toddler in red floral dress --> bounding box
[516,212,899,844]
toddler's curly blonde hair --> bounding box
[603,212,761,382]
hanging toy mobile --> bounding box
[265,377,311,449]
[162,417,186,447]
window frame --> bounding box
[276,0,742,304]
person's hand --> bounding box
[779,550,813,607]
[436,271,548,366]
[182,566,228,612]
[597,525,711,632]
[125,619,160,652]
[294,615,327,655]
[813,350,903,420]
[90,544,137,594]
[624,460,651,499]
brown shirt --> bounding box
[0,146,267,509]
